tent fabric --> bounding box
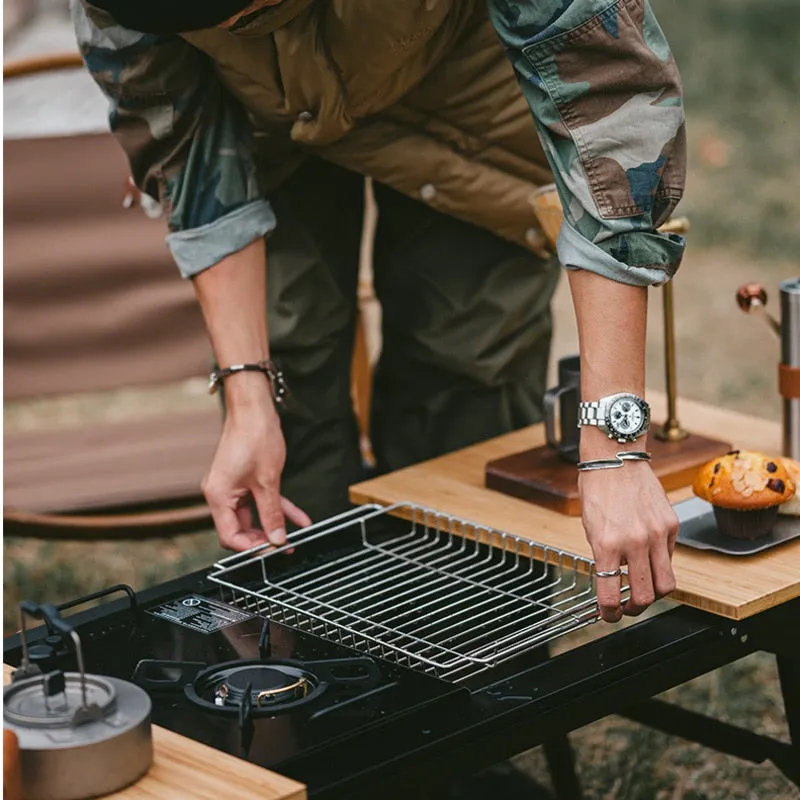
[4,131,217,515]
[4,132,210,401]
[4,410,220,514]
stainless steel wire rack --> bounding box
[209,503,619,682]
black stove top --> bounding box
[4,574,468,798]
[129,600,462,767]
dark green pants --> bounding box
[265,158,560,523]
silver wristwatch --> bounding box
[578,392,651,444]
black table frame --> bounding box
[367,596,800,800]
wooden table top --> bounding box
[2,665,306,800]
[350,394,799,621]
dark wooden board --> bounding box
[485,428,733,516]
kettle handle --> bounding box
[16,602,94,716]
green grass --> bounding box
[3,531,225,634]
[654,0,800,259]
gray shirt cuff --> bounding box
[557,219,682,288]
[166,200,276,279]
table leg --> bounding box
[777,654,800,781]
[543,735,583,800]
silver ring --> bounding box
[594,568,623,578]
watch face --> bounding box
[608,396,647,438]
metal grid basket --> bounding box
[209,503,615,682]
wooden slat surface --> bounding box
[350,394,799,620]
[3,665,306,800]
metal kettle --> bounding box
[3,602,153,800]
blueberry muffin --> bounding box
[692,450,796,539]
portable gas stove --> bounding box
[4,504,601,798]
[6,503,799,799]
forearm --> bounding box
[570,269,678,619]
[191,237,311,546]
[568,270,647,458]
[192,238,273,416]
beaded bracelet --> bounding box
[208,359,288,408]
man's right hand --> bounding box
[201,374,311,552]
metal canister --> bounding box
[780,278,800,459]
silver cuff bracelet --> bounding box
[576,451,652,472]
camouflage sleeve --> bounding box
[489,0,687,286]
[71,0,275,278]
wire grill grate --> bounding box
[209,504,616,682]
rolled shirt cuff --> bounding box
[166,199,277,279]
[557,219,686,288]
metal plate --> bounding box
[676,497,800,556]
[146,594,255,634]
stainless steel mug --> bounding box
[544,355,581,463]
[780,277,800,460]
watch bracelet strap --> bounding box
[208,359,289,408]
[577,401,602,428]
[576,451,652,471]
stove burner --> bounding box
[186,659,327,716]
[216,665,314,708]
[134,648,385,720]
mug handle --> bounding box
[544,385,578,451]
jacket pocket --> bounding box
[522,0,685,223]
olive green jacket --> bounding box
[73,0,685,285]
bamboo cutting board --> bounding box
[2,665,306,800]
[350,394,799,621]
[105,728,306,800]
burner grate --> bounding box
[209,504,624,682]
